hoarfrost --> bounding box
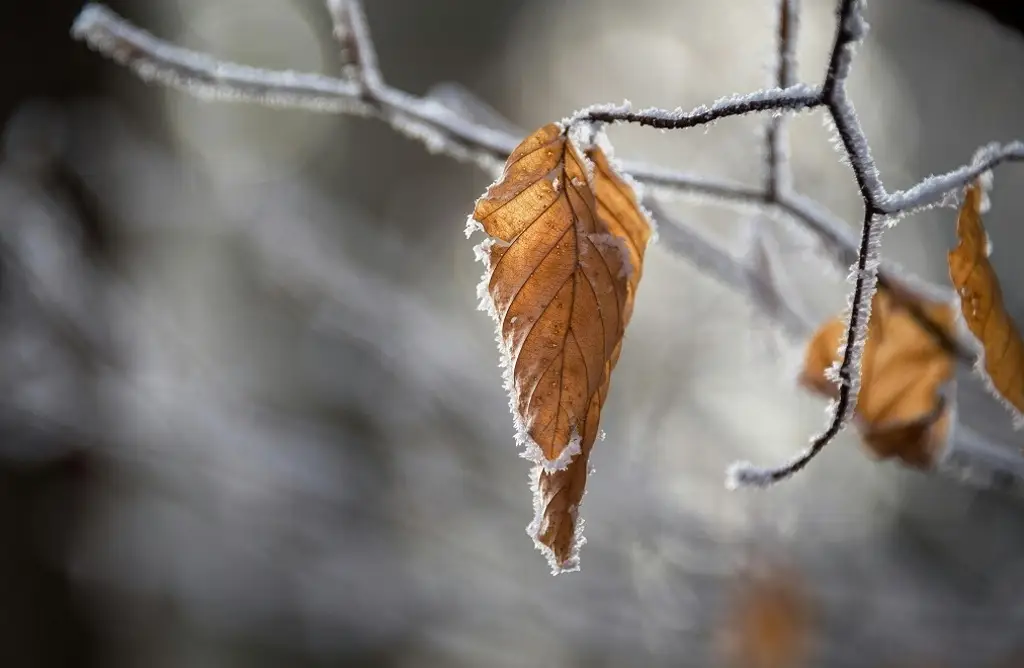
[464,215,484,239]
[72,5,375,115]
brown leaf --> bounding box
[716,563,813,668]
[800,288,956,468]
[948,181,1024,424]
[469,124,650,572]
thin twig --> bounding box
[729,0,886,486]
[880,141,1024,214]
[324,0,383,92]
[766,0,799,199]
[570,86,821,131]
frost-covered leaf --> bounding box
[800,289,956,468]
[948,181,1024,426]
[716,563,813,668]
[468,123,651,573]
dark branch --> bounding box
[577,87,822,131]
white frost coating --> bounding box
[562,85,819,130]
[464,215,484,239]
[71,4,517,172]
[526,466,587,575]
[468,229,584,473]
[72,4,375,115]
[324,0,383,90]
[881,141,1024,215]
[830,92,887,207]
[566,124,597,183]
[560,100,632,128]
[822,0,869,91]
[976,169,994,252]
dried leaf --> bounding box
[800,289,956,468]
[716,564,813,668]
[948,181,1024,425]
[469,124,651,572]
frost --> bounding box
[566,124,597,183]
[464,215,484,239]
[561,100,632,128]
[73,5,375,115]
[882,142,1024,215]
[562,85,817,135]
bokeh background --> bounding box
[4,1,1024,666]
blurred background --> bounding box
[4,1,1024,666]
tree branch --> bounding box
[70,0,1024,492]
[324,0,383,92]
[766,0,799,199]
[569,86,821,131]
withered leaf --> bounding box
[469,124,651,573]
[948,181,1024,424]
[800,288,956,469]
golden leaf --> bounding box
[800,289,956,468]
[948,181,1024,424]
[469,124,651,572]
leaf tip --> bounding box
[526,466,587,575]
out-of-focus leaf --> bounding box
[801,289,956,468]
[716,563,813,668]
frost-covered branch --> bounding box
[324,0,382,91]
[571,86,821,131]
[71,0,1024,492]
[728,0,966,487]
[69,3,949,305]
[880,141,1024,215]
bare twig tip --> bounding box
[725,462,775,490]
